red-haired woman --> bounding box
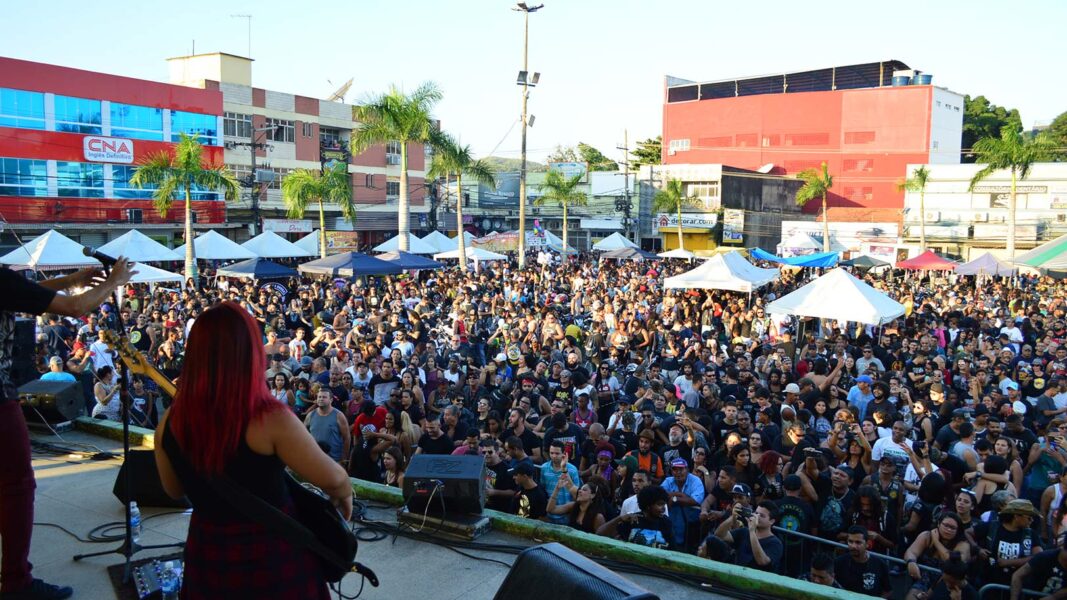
[154,302,351,599]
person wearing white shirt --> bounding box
[870,420,914,479]
[620,470,668,517]
[87,331,115,372]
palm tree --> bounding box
[652,178,700,251]
[281,162,355,258]
[131,133,240,285]
[429,133,496,270]
[535,170,587,259]
[898,165,931,251]
[969,127,1059,257]
[795,162,835,252]
[351,82,445,252]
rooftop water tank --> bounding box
[891,76,911,87]
[913,73,933,85]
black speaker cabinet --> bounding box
[113,449,190,509]
[494,543,658,600]
[11,318,37,387]
[403,454,486,514]
[18,379,83,422]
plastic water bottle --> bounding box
[129,501,142,545]
[159,561,179,600]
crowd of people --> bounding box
[30,248,1067,599]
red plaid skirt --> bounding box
[181,510,329,599]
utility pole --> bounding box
[617,129,632,242]
[514,2,543,269]
[233,125,273,236]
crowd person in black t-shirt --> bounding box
[598,485,674,550]
[510,462,548,520]
[415,417,454,455]
[835,526,893,598]
[701,500,784,573]
[1010,537,1067,600]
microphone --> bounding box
[82,246,118,267]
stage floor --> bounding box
[26,428,724,599]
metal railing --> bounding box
[977,583,1046,600]
[770,526,940,577]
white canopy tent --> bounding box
[451,231,476,247]
[373,233,437,255]
[241,231,312,258]
[420,231,456,253]
[777,231,847,255]
[592,232,639,251]
[433,247,508,261]
[955,252,1016,277]
[765,267,905,325]
[173,230,256,261]
[97,230,181,263]
[538,230,578,255]
[295,230,322,256]
[658,248,696,260]
[128,262,183,284]
[663,251,778,293]
[0,229,100,270]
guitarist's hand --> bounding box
[333,490,353,521]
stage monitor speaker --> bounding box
[403,454,485,515]
[492,542,657,597]
[493,543,658,600]
[113,449,191,509]
[18,379,82,422]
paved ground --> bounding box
[26,428,726,599]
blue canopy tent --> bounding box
[216,258,299,280]
[750,248,839,268]
[375,251,445,270]
[298,252,404,277]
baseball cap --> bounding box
[494,352,507,362]
[509,462,536,478]
[784,383,801,394]
[1012,400,1028,415]
[951,408,969,420]
[856,375,873,384]
[615,455,638,472]
[731,483,753,497]
[626,363,638,373]
[1004,380,1020,391]
[670,458,688,469]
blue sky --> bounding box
[2,0,1063,162]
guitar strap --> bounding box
[161,423,377,585]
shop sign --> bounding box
[263,219,312,233]
[655,212,718,231]
[83,136,134,163]
[722,209,745,244]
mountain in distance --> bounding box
[480,156,547,173]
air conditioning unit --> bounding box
[972,212,989,222]
[126,209,143,224]
[254,169,275,184]
[923,211,940,222]
[1057,213,1066,223]
[224,141,237,150]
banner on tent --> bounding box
[325,231,360,252]
[260,282,289,298]
[722,209,744,244]
[263,219,313,233]
[472,231,518,252]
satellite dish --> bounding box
[757,163,776,174]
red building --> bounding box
[662,60,963,209]
[0,56,227,249]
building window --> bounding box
[667,138,690,152]
[266,167,291,190]
[386,141,402,165]
[112,165,157,199]
[0,88,46,130]
[386,180,399,203]
[843,131,876,144]
[685,182,720,209]
[56,161,105,198]
[224,112,252,138]
[110,103,164,141]
[0,157,48,196]
[302,122,314,138]
[54,95,102,134]
[172,111,218,145]
[264,118,294,143]
[320,127,342,149]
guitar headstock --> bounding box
[100,329,152,377]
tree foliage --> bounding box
[1040,110,1067,159]
[629,136,662,170]
[652,178,700,250]
[281,163,355,258]
[962,95,1023,163]
[545,142,618,171]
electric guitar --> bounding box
[100,328,375,585]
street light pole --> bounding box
[514,2,543,269]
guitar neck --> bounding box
[135,362,177,398]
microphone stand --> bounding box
[73,276,184,582]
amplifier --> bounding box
[18,379,83,422]
[403,454,486,515]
